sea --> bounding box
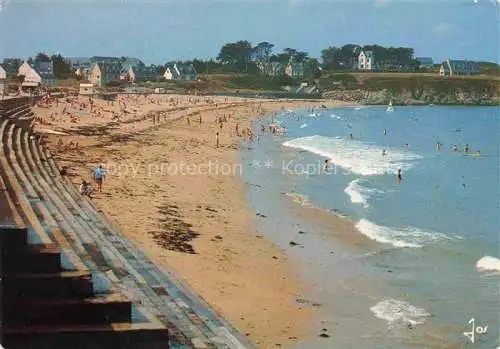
[240,105,499,349]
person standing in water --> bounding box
[324,159,329,172]
[349,132,353,140]
[384,129,387,136]
[396,168,402,183]
[464,144,469,153]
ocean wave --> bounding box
[300,123,308,129]
[370,299,430,328]
[344,179,384,208]
[330,113,343,120]
[282,135,422,176]
[355,219,452,248]
[476,256,500,273]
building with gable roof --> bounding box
[163,63,197,81]
[89,62,122,86]
[439,59,479,76]
[357,50,375,71]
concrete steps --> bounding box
[1,102,170,349]
[1,97,255,349]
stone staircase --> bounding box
[0,98,256,349]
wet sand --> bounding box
[34,94,353,348]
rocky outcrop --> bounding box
[321,77,499,106]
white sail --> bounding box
[386,100,394,112]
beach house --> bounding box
[357,50,375,71]
[285,59,305,79]
[120,65,136,82]
[163,63,197,81]
[89,62,122,86]
[17,61,57,87]
[439,59,480,76]
[0,64,6,97]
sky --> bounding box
[0,0,498,65]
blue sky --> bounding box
[0,0,498,64]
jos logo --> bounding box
[463,318,488,344]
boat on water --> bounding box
[386,100,394,112]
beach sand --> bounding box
[34,94,352,348]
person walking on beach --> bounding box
[216,132,220,148]
[94,165,105,192]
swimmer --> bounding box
[382,149,387,156]
[453,144,458,152]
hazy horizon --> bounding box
[0,0,498,65]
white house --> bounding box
[120,65,136,82]
[0,65,6,97]
[285,61,305,79]
[357,50,375,71]
[18,61,42,86]
[163,64,181,80]
[163,63,197,81]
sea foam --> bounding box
[283,135,421,176]
[344,178,383,208]
[476,256,500,272]
[355,219,451,248]
[370,299,430,328]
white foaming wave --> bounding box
[371,299,430,328]
[344,179,383,208]
[355,219,452,248]
[476,256,500,272]
[300,123,308,129]
[282,135,422,176]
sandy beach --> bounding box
[33,93,352,348]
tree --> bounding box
[217,40,253,72]
[27,57,34,65]
[35,52,51,62]
[305,58,321,78]
[251,41,274,62]
[321,46,342,70]
[294,51,309,63]
[283,48,297,57]
[51,54,72,79]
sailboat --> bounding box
[386,100,394,112]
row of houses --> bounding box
[355,50,480,76]
[257,58,307,78]
[71,56,198,86]
[0,56,199,90]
